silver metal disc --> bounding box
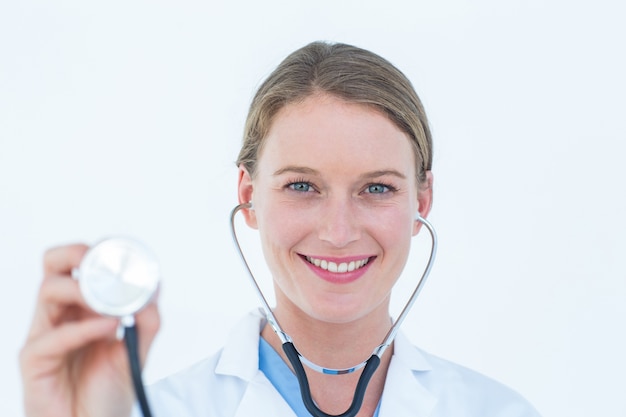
[78,237,160,317]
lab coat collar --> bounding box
[392,330,432,372]
[214,308,266,381]
[215,309,438,416]
[379,331,438,416]
[216,309,297,417]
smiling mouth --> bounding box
[304,256,372,273]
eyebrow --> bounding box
[273,166,319,176]
[273,166,407,180]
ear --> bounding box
[413,171,434,236]
[237,165,258,229]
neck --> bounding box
[262,296,393,371]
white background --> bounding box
[1,1,625,416]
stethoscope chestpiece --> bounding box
[75,237,160,318]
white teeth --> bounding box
[305,256,370,273]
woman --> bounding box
[20,41,541,417]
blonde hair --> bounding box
[237,41,433,184]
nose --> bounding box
[317,197,361,248]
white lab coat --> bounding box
[137,310,541,417]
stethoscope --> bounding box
[73,237,160,417]
[74,203,436,417]
[230,202,437,417]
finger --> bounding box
[20,316,119,374]
[27,275,94,337]
[43,244,89,277]
[37,274,89,309]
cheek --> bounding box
[368,206,415,239]
[256,203,308,256]
[374,211,415,265]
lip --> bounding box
[299,254,376,284]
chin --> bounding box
[303,297,382,325]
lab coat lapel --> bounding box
[378,332,437,416]
[217,310,297,417]
[233,373,297,417]
[215,310,264,381]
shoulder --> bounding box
[385,334,542,417]
[146,349,241,416]
[419,349,542,416]
[144,310,269,417]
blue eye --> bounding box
[367,184,389,194]
[289,182,312,192]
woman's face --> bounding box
[238,93,432,325]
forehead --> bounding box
[257,94,416,179]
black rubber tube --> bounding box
[124,324,153,417]
[283,342,380,417]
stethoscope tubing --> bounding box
[124,320,153,417]
[283,342,381,417]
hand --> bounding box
[20,244,161,417]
